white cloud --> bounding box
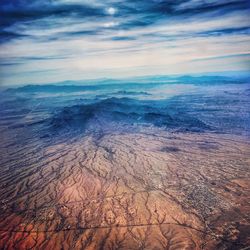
[102,21,119,28]
[1,4,249,85]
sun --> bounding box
[106,7,116,15]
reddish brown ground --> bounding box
[0,130,249,249]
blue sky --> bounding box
[0,0,250,85]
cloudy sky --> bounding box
[0,0,250,85]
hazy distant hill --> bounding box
[4,75,248,94]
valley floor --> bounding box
[0,127,249,249]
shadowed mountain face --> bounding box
[49,97,212,133]
[0,77,250,249]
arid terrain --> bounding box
[0,79,249,249]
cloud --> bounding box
[0,0,249,85]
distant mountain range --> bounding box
[4,75,249,93]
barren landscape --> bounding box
[0,78,249,249]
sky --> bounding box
[0,0,250,86]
